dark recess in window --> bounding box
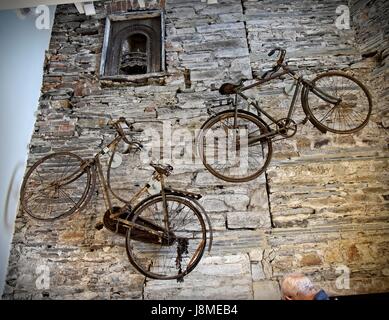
[100,12,164,78]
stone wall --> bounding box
[3,0,388,299]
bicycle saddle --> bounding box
[219,78,248,95]
[219,83,240,95]
[150,163,174,176]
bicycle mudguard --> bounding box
[199,109,271,132]
[184,196,213,254]
[163,188,213,253]
[301,86,327,134]
[197,109,272,161]
[76,164,97,213]
[233,109,272,131]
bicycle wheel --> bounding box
[198,111,273,183]
[20,152,93,220]
[125,195,207,280]
[304,71,372,134]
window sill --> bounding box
[100,72,168,84]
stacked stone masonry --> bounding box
[3,0,389,299]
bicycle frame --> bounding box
[233,64,341,144]
[96,137,173,239]
[52,119,212,250]
[53,126,170,240]
[21,117,212,280]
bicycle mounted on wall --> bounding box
[20,117,212,281]
[18,48,373,280]
[198,47,372,183]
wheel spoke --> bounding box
[307,73,371,133]
[200,112,272,182]
[21,153,90,220]
[127,197,206,279]
[319,104,337,123]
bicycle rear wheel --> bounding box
[125,195,207,280]
[198,111,272,183]
[304,71,372,134]
[20,152,92,220]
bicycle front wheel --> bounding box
[20,152,92,220]
[125,195,207,280]
[198,111,273,183]
[304,71,372,134]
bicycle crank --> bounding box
[103,206,131,235]
[276,118,297,138]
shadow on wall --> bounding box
[3,163,25,229]
[0,6,55,295]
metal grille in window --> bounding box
[100,11,164,78]
[120,34,148,74]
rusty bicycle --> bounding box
[20,117,210,280]
[198,47,372,183]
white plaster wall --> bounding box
[0,6,55,296]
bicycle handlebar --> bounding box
[107,117,132,127]
[108,117,139,146]
[268,47,286,65]
[268,48,278,57]
[261,47,287,79]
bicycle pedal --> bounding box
[95,221,104,230]
[301,116,309,125]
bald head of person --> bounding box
[281,273,319,300]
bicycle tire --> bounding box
[125,195,207,280]
[20,151,92,220]
[198,110,273,183]
[303,71,372,134]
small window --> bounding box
[100,11,165,79]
